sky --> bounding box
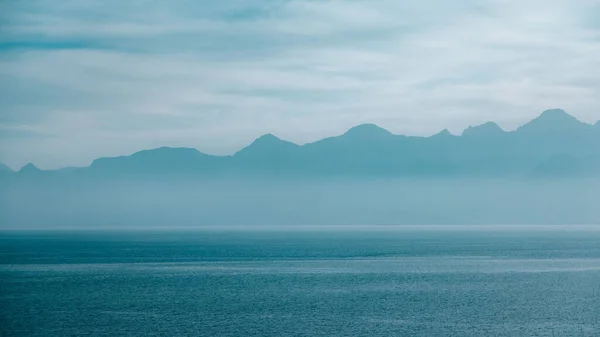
[0,0,599,170]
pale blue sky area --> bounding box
[0,0,599,169]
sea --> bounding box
[1,226,599,336]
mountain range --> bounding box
[3,109,600,180]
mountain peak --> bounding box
[132,147,202,156]
[235,133,298,157]
[518,109,588,133]
[252,133,284,144]
[534,109,580,125]
[246,133,299,149]
[19,163,41,173]
[539,108,570,118]
[432,129,453,137]
[89,147,212,174]
[462,122,504,137]
[344,123,392,138]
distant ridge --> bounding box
[462,122,504,137]
[516,109,591,133]
[87,147,223,175]
[342,123,393,139]
[19,163,41,173]
[235,133,299,158]
[431,129,453,138]
[11,109,600,178]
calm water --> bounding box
[1,226,600,336]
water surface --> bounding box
[1,226,599,336]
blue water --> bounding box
[1,226,600,336]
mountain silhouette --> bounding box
[295,124,419,175]
[342,123,394,139]
[431,129,453,138]
[87,147,226,176]
[462,122,505,137]
[235,134,298,159]
[231,134,302,173]
[7,109,600,179]
[18,163,42,174]
[516,109,591,134]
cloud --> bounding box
[0,0,599,169]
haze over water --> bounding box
[1,0,599,335]
[2,226,600,336]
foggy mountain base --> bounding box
[1,177,599,228]
[2,108,599,228]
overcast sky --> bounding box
[1,0,599,169]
